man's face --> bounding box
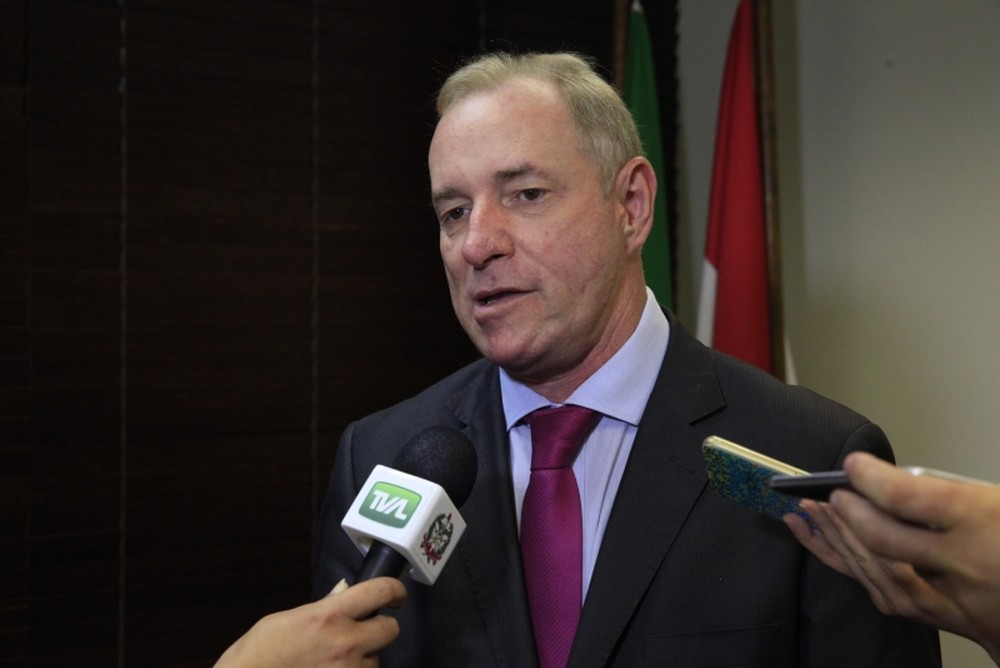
[428,78,632,386]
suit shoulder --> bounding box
[341,358,495,455]
[712,350,868,424]
[701,349,892,467]
[368,357,494,419]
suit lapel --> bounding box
[570,315,725,668]
[446,363,539,668]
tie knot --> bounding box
[526,405,600,470]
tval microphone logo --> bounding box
[360,482,422,528]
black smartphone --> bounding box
[768,471,852,500]
[770,466,993,501]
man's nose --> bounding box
[462,201,512,269]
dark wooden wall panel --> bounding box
[314,0,481,467]
[1,0,645,664]
[124,2,316,663]
[22,0,124,664]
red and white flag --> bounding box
[696,0,793,380]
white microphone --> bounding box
[341,426,478,585]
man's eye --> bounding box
[520,188,544,201]
[442,207,468,222]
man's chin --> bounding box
[477,342,538,375]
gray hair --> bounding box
[436,52,644,194]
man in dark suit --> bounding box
[313,52,941,667]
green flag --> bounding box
[624,0,673,309]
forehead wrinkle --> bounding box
[495,163,539,183]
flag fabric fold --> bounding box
[624,0,674,310]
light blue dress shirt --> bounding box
[499,287,670,599]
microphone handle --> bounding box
[355,540,409,583]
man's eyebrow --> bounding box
[431,164,551,206]
[431,187,463,207]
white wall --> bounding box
[677,2,1000,666]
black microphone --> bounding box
[342,426,478,585]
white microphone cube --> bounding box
[342,464,467,585]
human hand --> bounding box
[784,452,1000,663]
[214,577,407,668]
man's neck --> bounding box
[513,288,648,403]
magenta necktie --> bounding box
[521,405,601,668]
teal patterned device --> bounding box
[702,435,812,522]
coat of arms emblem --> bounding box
[420,512,455,565]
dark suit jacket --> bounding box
[314,312,941,667]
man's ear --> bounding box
[615,157,657,254]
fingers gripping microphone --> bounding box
[341,426,478,585]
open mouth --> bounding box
[476,289,522,306]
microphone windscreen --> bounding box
[392,426,478,508]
